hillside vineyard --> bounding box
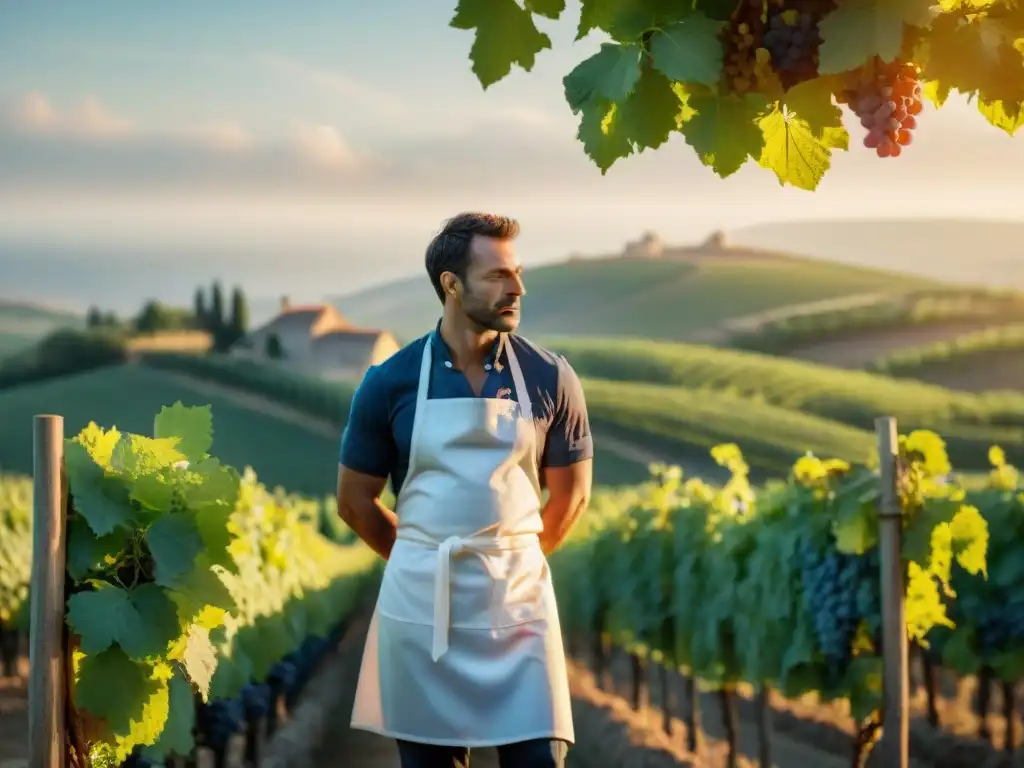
[3,402,1015,766]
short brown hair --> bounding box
[425,212,520,303]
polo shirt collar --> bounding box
[431,320,506,372]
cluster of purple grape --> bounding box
[120,628,342,767]
[763,10,820,73]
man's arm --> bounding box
[337,466,397,560]
[538,357,594,555]
[337,366,399,560]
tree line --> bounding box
[85,281,250,353]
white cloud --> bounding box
[16,92,58,130]
[181,121,253,152]
[290,123,358,170]
[68,97,136,137]
[260,54,409,118]
[13,92,136,138]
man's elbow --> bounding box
[337,494,358,529]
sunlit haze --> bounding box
[2,0,1023,312]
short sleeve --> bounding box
[339,365,396,479]
[541,357,594,468]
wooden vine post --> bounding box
[29,414,68,768]
[874,417,909,768]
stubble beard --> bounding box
[464,301,519,333]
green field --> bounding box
[333,254,939,342]
[0,302,83,360]
[0,365,341,496]
[582,378,876,477]
[0,362,650,492]
[551,337,1024,426]
[549,337,1024,471]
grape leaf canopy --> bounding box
[448,0,1024,190]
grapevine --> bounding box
[550,429,989,738]
[0,405,379,767]
[448,0,1024,190]
[0,475,31,678]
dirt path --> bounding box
[779,321,997,370]
[307,615,852,768]
[0,658,27,768]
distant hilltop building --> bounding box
[702,230,729,250]
[623,231,665,259]
[230,296,399,381]
[619,230,733,260]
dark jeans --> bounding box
[396,738,569,768]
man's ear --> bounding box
[440,271,461,299]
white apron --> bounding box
[351,335,574,747]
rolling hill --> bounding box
[731,218,1024,291]
[329,242,942,343]
[0,364,340,496]
[0,300,83,357]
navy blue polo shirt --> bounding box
[339,325,594,491]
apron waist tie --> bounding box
[396,529,540,662]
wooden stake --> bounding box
[629,652,644,710]
[757,684,773,768]
[719,686,739,768]
[685,674,701,754]
[874,416,908,768]
[29,414,67,768]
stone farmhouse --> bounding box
[230,297,399,381]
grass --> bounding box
[140,352,871,481]
[581,378,876,478]
[0,302,83,361]
[140,353,876,479]
[142,353,652,486]
[730,288,1024,353]
[0,365,341,496]
[550,337,1024,426]
[334,254,938,342]
[872,323,1024,373]
[139,350,1020,479]
[548,337,1024,470]
[0,357,653,491]
[0,334,36,358]
[880,349,1024,395]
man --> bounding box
[338,212,593,768]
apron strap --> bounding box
[404,339,433,485]
[504,338,532,416]
[402,333,533,496]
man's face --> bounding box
[458,235,525,332]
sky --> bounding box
[2,0,1024,309]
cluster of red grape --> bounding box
[839,60,924,158]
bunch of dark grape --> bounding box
[269,657,299,695]
[948,563,1024,661]
[720,0,767,95]
[241,682,273,720]
[293,635,331,686]
[122,752,158,767]
[838,59,924,158]
[761,0,836,89]
[197,698,245,751]
[798,534,879,685]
